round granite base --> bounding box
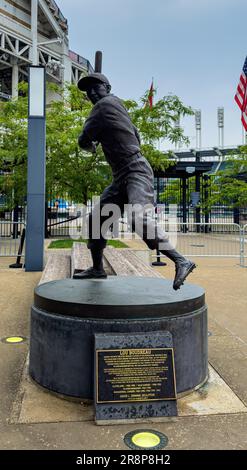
[29,277,208,399]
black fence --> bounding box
[155,176,246,226]
[45,198,82,238]
[0,198,26,238]
[1,178,247,239]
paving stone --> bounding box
[2,413,247,450]
[208,317,233,337]
[209,335,247,405]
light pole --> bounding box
[217,107,224,148]
[25,66,46,271]
[195,110,202,149]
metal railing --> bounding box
[1,220,246,268]
[118,216,244,262]
[151,222,244,265]
[0,222,25,257]
[46,0,68,29]
[69,51,94,73]
[64,214,246,266]
[243,224,247,268]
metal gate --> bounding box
[156,176,241,225]
[0,222,25,257]
[243,224,247,267]
[154,221,243,263]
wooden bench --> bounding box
[43,242,163,281]
[103,246,162,278]
[71,242,116,277]
[70,242,163,278]
[71,242,92,276]
[39,251,71,285]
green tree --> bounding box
[0,82,193,206]
[124,89,193,171]
[209,147,247,208]
[159,179,181,204]
[0,82,28,207]
[45,83,111,204]
[0,82,111,206]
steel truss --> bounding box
[0,0,92,94]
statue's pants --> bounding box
[87,154,174,252]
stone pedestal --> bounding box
[29,277,208,399]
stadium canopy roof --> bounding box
[154,146,246,179]
[168,146,240,161]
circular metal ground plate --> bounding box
[124,429,168,450]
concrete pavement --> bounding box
[0,246,247,450]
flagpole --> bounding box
[242,124,247,145]
[152,77,162,151]
[157,75,161,151]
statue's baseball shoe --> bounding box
[173,260,196,290]
[73,267,107,279]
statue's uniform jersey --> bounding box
[78,94,172,252]
[78,94,153,180]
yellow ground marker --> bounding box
[2,336,26,344]
[124,429,168,450]
[131,431,161,448]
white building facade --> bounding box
[0,0,93,99]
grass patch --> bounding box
[48,238,128,249]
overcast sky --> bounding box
[58,0,247,150]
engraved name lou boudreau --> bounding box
[76,454,171,466]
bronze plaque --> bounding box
[96,347,177,404]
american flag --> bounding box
[235,57,247,130]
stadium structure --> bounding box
[0,1,246,231]
[0,0,93,100]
